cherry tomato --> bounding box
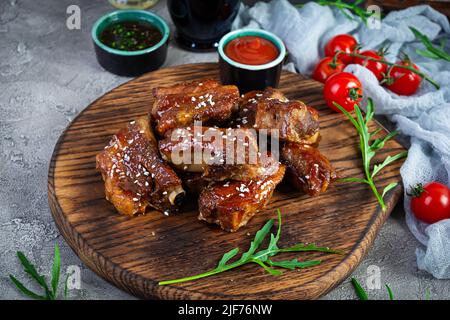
[323,72,363,112]
[324,34,358,65]
[384,60,422,96]
[354,50,387,81]
[410,182,450,224]
[312,57,345,83]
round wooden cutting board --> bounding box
[48,63,405,299]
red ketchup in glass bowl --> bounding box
[224,36,279,65]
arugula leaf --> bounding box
[351,277,369,300]
[315,0,375,25]
[240,219,273,262]
[278,243,342,254]
[425,288,431,300]
[338,177,369,184]
[382,182,398,198]
[9,275,46,300]
[370,131,398,152]
[372,152,408,178]
[410,26,450,62]
[217,248,239,268]
[335,99,408,211]
[252,260,283,276]
[386,284,394,300]
[16,251,52,299]
[159,210,341,285]
[267,259,321,270]
[51,244,61,298]
[10,244,64,300]
[253,208,282,262]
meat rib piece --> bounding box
[281,142,336,197]
[179,172,211,195]
[96,117,185,216]
[198,161,286,232]
[151,79,240,136]
[235,88,320,145]
[159,126,280,181]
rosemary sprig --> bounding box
[334,98,408,212]
[410,26,450,62]
[159,209,341,285]
[9,243,67,300]
[296,0,375,25]
[332,50,440,89]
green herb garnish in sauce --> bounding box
[100,20,162,51]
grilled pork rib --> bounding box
[198,160,286,232]
[159,126,280,181]
[96,79,335,231]
[281,142,336,196]
[96,118,185,216]
[151,79,240,136]
[235,88,320,145]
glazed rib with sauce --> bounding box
[151,79,240,136]
[96,118,185,216]
[235,88,320,145]
[281,142,336,197]
[198,158,286,232]
[179,172,211,195]
[159,126,280,181]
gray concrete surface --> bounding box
[0,0,448,300]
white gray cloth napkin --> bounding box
[233,0,450,279]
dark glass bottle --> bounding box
[168,0,240,52]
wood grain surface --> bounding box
[48,63,405,300]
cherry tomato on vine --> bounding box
[384,60,422,96]
[354,50,387,81]
[324,34,358,65]
[312,57,345,83]
[410,182,450,224]
[323,72,363,112]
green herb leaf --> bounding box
[252,260,283,276]
[335,99,408,211]
[416,49,440,59]
[16,251,52,299]
[10,244,64,300]
[267,259,321,270]
[386,284,394,300]
[240,219,274,262]
[159,210,341,285]
[217,248,239,268]
[365,98,375,123]
[338,177,369,184]
[9,275,47,300]
[410,26,450,62]
[425,288,431,300]
[372,151,408,178]
[253,208,282,262]
[369,128,383,138]
[51,244,61,299]
[278,243,342,254]
[302,0,376,25]
[370,131,398,152]
[382,182,398,198]
[351,277,369,300]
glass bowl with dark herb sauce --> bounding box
[100,20,163,51]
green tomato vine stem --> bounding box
[333,50,440,90]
